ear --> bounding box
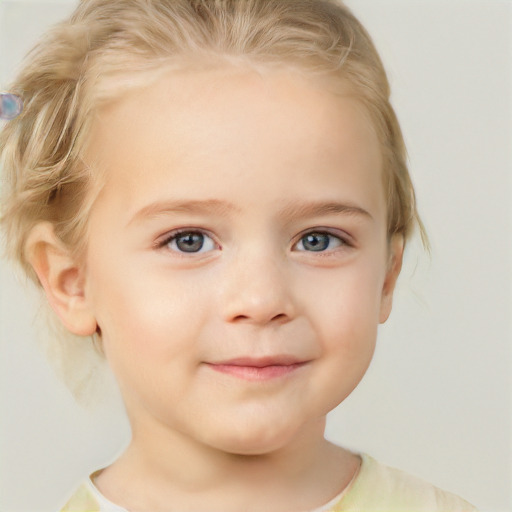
[379,234,404,324]
[26,222,97,336]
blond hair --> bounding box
[0,0,426,400]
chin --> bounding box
[204,416,304,457]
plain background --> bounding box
[0,1,510,511]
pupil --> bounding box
[303,233,329,251]
[176,233,204,252]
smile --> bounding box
[205,357,310,381]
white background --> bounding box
[1,1,510,511]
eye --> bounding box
[294,231,346,252]
[162,230,217,254]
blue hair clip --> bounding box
[0,93,23,120]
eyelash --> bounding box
[157,228,220,255]
[156,228,353,256]
[294,230,352,254]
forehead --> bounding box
[85,65,384,218]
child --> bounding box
[0,0,479,510]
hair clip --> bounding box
[0,93,23,120]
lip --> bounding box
[213,356,305,367]
[205,356,309,381]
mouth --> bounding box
[205,356,310,381]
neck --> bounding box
[95,415,358,512]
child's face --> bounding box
[81,65,401,454]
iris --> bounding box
[301,233,331,251]
[175,232,205,252]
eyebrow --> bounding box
[127,199,241,226]
[127,198,372,226]
[278,200,373,221]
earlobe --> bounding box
[379,235,404,324]
[26,222,97,336]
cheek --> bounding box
[318,293,378,366]
[301,256,385,373]
[99,284,201,352]
[306,258,386,331]
[89,255,180,355]
[89,269,208,403]
[86,251,209,364]
[309,274,381,408]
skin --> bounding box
[29,65,403,511]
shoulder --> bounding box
[334,453,479,512]
[59,476,127,512]
[59,482,101,512]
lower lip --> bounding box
[207,362,307,381]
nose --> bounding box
[219,250,297,326]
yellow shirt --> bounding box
[60,453,478,512]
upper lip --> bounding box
[208,356,307,367]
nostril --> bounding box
[233,314,250,322]
[230,312,289,324]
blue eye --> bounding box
[165,231,217,253]
[295,232,344,252]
